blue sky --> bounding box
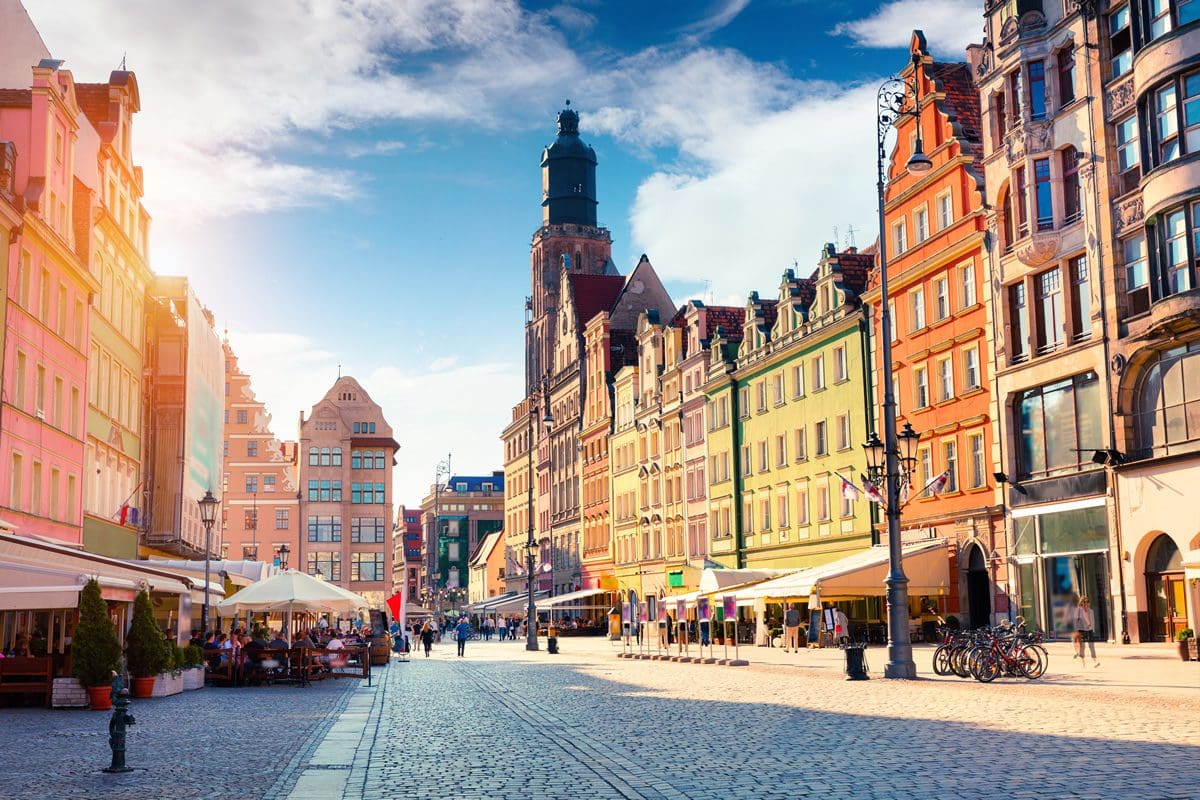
[21,0,983,502]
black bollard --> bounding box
[103,675,135,773]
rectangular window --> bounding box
[1057,46,1075,106]
[1010,282,1030,363]
[1062,148,1081,224]
[739,387,750,418]
[1034,158,1053,231]
[1036,267,1065,353]
[1017,372,1102,480]
[796,487,809,526]
[1109,6,1132,78]
[934,277,949,321]
[910,289,925,330]
[756,380,767,412]
[1124,234,1150,316]
[1115,115,1141,196]
[375,482,385,504]
[1157,83,1180,163]
[960,263,977,308]
[758,440,769,473]
[742,444,752,476]
[772,373,785,405]
[1014,165,1029,238]
[1185,72,1200,155]
[236,409,248,425]
[817,484,830,522]
[777,493,790,528]
[791,364,805,398]
[892,220,907,254]
[351,553,386,582]
[969,433,986,489]
[914,366,929,409]
[942,440,959,493]
[275,508,289,529]
[743,497,753,533]
[247,440,258,458]
[1164,208,1191,294]
[246,475,259,494]
[263,475,276,492]
[795,427,807,461]
[1150,0,1173,38]
[244,508,258,531]
[1027,61,1047,121]
[814,420,828,456]
[833,346,847,382]
[1006,68,1022,125]
[306,552,341,582]
[813,355,825,390]
[938,357,954,402]
[351,450,361,469]
[351,482,362,504]
[914,206,929,243]
[918,447,933,498]
[964,347,981,391]
[837,414,851,451]
[776,434,787,467]
[937,192,953,230]
[760,496,770,530]
[1069,255,1092,342]
[375,450,386,469]
[307,479,318,501]
[306,516,342,542]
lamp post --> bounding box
[277,542,290,570]
[870,52,932,679]
[431,455,451,600]
[248,486,258,561]
[197,490,220,635]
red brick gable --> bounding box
[706,307,746,343]
[0,89,32,107]
[75,83,112,127]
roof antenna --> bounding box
[337,363,342,379]
[119,52,126,71]
[846,224,858,248]
[832,225,839,248]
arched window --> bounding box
[1133,341,1200,458]
[1146,534,1182,574]
[998,183,1015,252]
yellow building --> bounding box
[610,364,643,600]
[707,247,877,571]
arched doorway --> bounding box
[1145,534,1186,641]
[966,545,991,629]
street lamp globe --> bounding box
[277,543,290,570]
[862,431,886,475]
[905,143,933,173]
[897,421,921,466]
[198,490,219,526]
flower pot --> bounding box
[152,671,184,696]
[130,676,157,698]
[87,685,113,710]
[1178,641,1191,661]
[182,666,205,690]
[1188,639,1199,661]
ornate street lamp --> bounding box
[277,542,290,570]
[871,51,932,679]
[197,490,220,635]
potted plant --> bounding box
[1176,628,1194,661]
[152,642,186,696]
[182,644,206,690]
[72,578,122,710]
[125,589,170,698]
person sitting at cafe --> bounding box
[6,633,32,657]
[268,630,290,649]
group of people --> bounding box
[192,626,365,674]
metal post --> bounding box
[874,59,928,680]
[526,390,539,651]
[202,522,213,634]
[103,674,135,773]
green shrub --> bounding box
[1176,628,1195,641]
[183,644,204,668]
[125,589,170,677]
[71,578,122,687]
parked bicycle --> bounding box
[932,618,1047,682]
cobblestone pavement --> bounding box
[0,678,355,800]
[329,639,1199,800]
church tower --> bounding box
[528,101,615,395]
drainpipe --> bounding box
[728,371,744,569]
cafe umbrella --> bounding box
[216,569,369,640]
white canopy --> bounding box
[535,587,609,609]
[216,569,369,615]
[732,540,950,601]
[698,566,790,594]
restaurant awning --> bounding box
[697,567,790,594]
[734,540,951,601]
[470,591,519,612]
[0,532,221,609]
[535,587,610,610]
[488,591,549,614]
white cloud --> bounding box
[22,0,586,226]
[682,0,753,38]
[831,0,983,57]
[590,48,881,303]
[345,140,407,158]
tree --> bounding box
[71,578,122,687]
[125,589,170,678]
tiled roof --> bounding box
[570,273,625,329]
[836,250,874,296]
[930,62,982,148]
[609,329,639,368]
[758,299,779,332]
[706,306,745,343]
[0,89,32,107]
[75,83,113,127]
[796,279,816,310]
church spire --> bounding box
[541,99,597,227]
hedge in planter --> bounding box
[72,578,122,688]
[125,589,170,679]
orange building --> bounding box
[864,34,1007,628]
[220,341,299,565]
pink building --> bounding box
[0,61,100,544]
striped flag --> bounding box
[859,474,885,504]
[840,474,861,502]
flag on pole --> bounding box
[928,470,950,496]
[839,474,860,502]
[899,477,912,503]
[859,474,885,504]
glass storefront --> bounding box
[1012,502,1111,640]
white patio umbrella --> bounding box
[216,569,369,641]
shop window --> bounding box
[1015,372,1103,480]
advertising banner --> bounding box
[722,595,737,621]
[697,596,710,622]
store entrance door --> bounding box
[966,545,991,629]
[1145,534,1187,642]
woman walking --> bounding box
[420,621,435,657]
[1073,596,1098,668]
[496,614,507,641]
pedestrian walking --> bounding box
[420,621,434,657]
[783,604,802,653]
[496,614,508,641]
[1072,596,1099,668]
[834,607,850,645]
[455,617,471,657]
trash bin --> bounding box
[843,643,869,681]
[547,627,559,654]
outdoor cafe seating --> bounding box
[207,644,369,688]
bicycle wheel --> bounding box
[951,644,973,678]
[973,651,1000,683]
[1018,644,1046,679]
[932,645,952,676]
